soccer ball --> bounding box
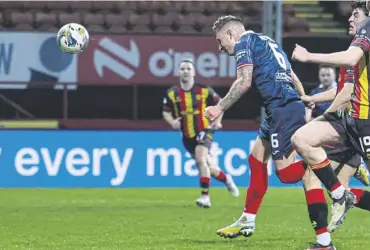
[57,23,89,54]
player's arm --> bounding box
[291,70,306,96]
[207,87,223,127]
[325,67,354,113]
[161,94,181,129]
[217,65,253,112]
[306,47,363,67]
[305,107,313,123]
[325,83,353,113]
[302,21,370,66]
[303,88,337,104]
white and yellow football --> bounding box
[57,23,89,54]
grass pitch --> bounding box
[0,188,368,250]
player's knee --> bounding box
[195,155,207,168]
[291,130,309,152]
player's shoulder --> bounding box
[357,18,370,34]
[194,83,212,91]
[166,85,179,94]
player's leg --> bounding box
[207,155,240,198]
[291,114,355,231]
[182,136,212,208]
[216,135,271,238]
[266,102,333,249]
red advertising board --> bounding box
[78,35,236,86]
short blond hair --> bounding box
[212,15,243,33]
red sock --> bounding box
[244,154,268,214]
[305,189,329,242]
[213,171,227,183]
[276,160,306,184]
[200,177,210,196]
[350,188,364,203]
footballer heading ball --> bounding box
[57,23,89,54]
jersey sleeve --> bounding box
[162,92,173,112]
[350,19,370,52]
[235,35,254,69]
[344,66,355,84]
[206,87,220,106]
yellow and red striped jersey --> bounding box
[348,19,370,119]
[162,84,220,138]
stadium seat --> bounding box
[37,24,58,32]
[58,12,82,25]
[175,14,193,26]
[10,12,33,26]
[46,2,70,12]
[92,1,116,13]
[128,12,150,26]
[132,25,153,33]
[35,12,58,27]
[23,1,47,11]
[85,24,106,33]
[105,12,130,27]
[14,23,34,31]
[108,25,127,33]
[177,25,196,34]
[151,13,170,26]
[115,1,137,12]
[1,1,24,10]
[69,1,93,11]
[154,25,174,34]
[83,13,105,26]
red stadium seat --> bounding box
[35,12,58,27]
[46,2,70,12]
[14,23,34,31]
[105,12,130,27]
[177,25,196,34]
[92,1,116,13]
[132,25,152,33]
[69,1,93,11]
[85,24,106,33]
[175,14,193,26]
[10,12,33,25]
[151,13,170,26]
[2,1,24,10]
[115,1,138,12]
[37,23,58,32]
[108,25,127,33]
[58,12,82,25]
[83,13,105,26]
[154,25,174,34]
[23,1,47,11]
[128,12,150,26]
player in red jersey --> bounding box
[292,0,370,239]
[162,59,239,208]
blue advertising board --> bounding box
[0,130,364,188]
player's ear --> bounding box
[227,30,232,39]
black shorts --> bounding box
[182,130,214,155]
[323,143,361,168]
[323,110,370,161]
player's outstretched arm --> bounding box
[291,70,306,96]
[307,46,363,67]
[217,65,253,111]
[304,88,337,104]
[325,83,353,113]
[292,44,364,67]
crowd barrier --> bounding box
[0,130,363,188]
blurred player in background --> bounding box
[292,0,370,236]
[205,15,349,250]
[162,59,239,208]
[305,65,337,123]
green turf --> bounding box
[0,188,368,250]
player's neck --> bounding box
[180,81,194,91]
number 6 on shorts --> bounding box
[271,133,279,149]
